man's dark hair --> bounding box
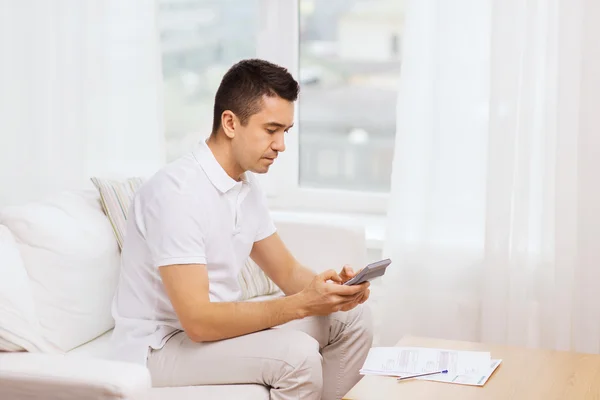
[211,59,300,135]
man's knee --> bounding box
[281,330,323,374]
[273,330,323,393]
[348,304,374,346]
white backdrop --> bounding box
[0,0,165,206]
[4,0,600,354]
[375,0,600,354]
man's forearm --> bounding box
[278,262,316,296]
[187,294,307,342]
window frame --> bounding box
[256,0,391,215]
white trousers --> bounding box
[147,304,373,400]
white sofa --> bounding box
[0,189,367,399]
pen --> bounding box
[397,369,449,381]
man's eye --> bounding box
[267,129,276,134]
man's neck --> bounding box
[205,135,245,181]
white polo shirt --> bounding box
[109,140,276,365]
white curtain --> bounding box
[0,0,165,206]
[375,0,600,354]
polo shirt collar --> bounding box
[193,140,247,193]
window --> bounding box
[298,0,402,192]
[158,0,259,161]
[157,0,403,214]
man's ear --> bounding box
[221,111,236,139]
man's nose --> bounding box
[272,132,286,153]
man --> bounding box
[111,59,373,400]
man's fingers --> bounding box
[334,290,366,305]
[329,294,350,306]
[329,286,371,313]
[337,265,355,285]
[359,289,370,303]
[321,269,343,284]
[328,281,370,296]
[342,265,355,278]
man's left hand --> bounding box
[337,265,370,309]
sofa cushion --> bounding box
[0,225,59,353]
[0,190,121,352]
[238,258,281,300]
[0,352,152,400]
[148,385,269,400]
[90,177,145,249]
[68,329,113,359]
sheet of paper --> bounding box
[415,359,502,386]
[360,347,491,377]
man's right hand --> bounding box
[297,269,370,317]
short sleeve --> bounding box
[251,178,276,242]
[142,191,207,268]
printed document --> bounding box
[360,347,502,386]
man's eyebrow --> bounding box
[264,121,294,130]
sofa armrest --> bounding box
[273,219,367,273]
[0,353,152,400]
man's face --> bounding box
[231,95,294,174]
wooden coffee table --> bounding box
[344,335,600,399]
